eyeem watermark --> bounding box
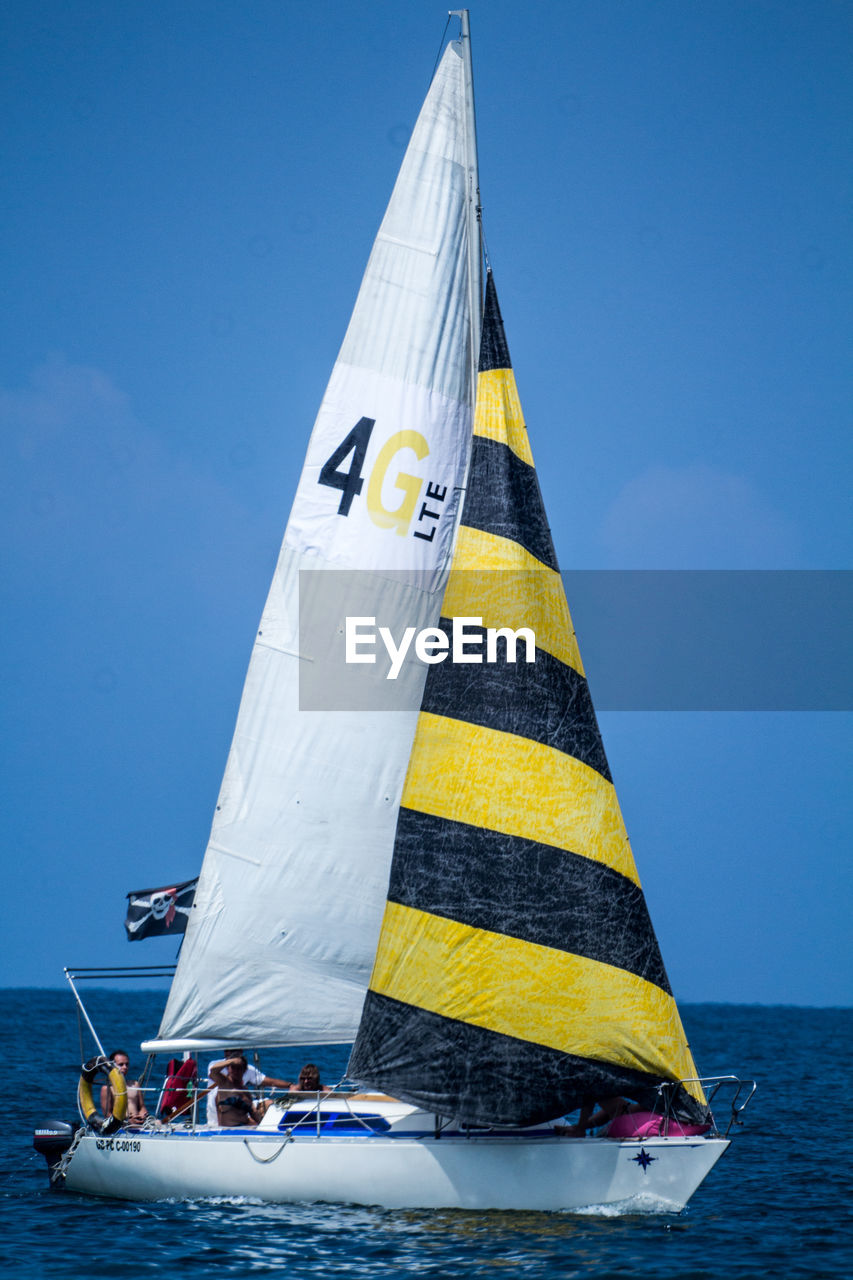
[346,616,536,680]
[299,569,853,711]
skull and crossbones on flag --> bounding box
[125,878,198,940]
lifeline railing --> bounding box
[64,964,177,1055]
[63,964,179,1130]
[657,1075,757,1137]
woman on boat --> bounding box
[205,1051,291,1126]
[208,1055,265,1127]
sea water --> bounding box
[1,990,850,1278]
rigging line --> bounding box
[52,1127,85,1184]
[481,222,492,275]
[75,1005,84,1065]
[430,15,453,87]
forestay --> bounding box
[152,41,480,1050]
[349,274,708,1126]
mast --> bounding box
[452,9,483,402]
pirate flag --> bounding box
[125,878,198,941]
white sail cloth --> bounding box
[150,42,478,1050]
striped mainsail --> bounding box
[349,273,706,1126]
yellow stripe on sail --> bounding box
[370,901,705,1105]
[473,367,533,467]
[402,713,639,885]
[446,526,584,675]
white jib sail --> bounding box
[151,42,479,1050]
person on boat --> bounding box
[289,1063,327,1094]
[100,1049,148,1128]
[205,1051,291,1127]
[555,1096,638,1137]
[209,1056,262,1126]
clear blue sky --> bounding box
[2,1,850,1005]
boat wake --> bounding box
[572,1193,683,1217]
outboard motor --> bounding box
[33,1120,78,1182]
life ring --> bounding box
[78,1056,128,1135]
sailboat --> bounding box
[36,13,752,1211]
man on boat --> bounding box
[100,1049,148,1127]
[290,1063,327,1094]
[205,1051,290,1127]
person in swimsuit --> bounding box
[205,1051,291,1127]
[208,1056,262,1126]
[208,1054,294,1126]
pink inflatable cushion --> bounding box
[605,1111,711,1138]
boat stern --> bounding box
[33,1119,79,1185]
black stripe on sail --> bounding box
[478,271,511,372]
[461,435,558,571]
[349,991,706,1128]
[421,619,612,782]
[389,809,669,991]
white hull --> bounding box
[63,1128,728,1212]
